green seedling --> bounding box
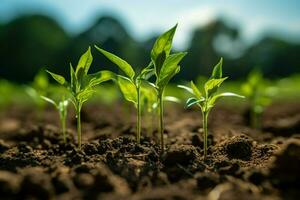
[95,46,154,143]
[25,69,49,119]
[241,70,276,129]
[150,24,187,151]
[179,58,244,159]
[47,47,114,148]
[142,84,181,137]
[41,96,69,143]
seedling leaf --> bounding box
[40,95,57,107]
[178,84,194,94]
[95,45,135,80]
[186,97,203,108]
[210,92,244,106]
[76,47,93,79]
[164,96,181,103]
[84,70,116,88]
[151,24,177,64]
[117,75,137,105]
[190,81,202,99]
[204,77,227,97]
[46,70,66,86]
[210,57,223,79]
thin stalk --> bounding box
[62,118,67,143]
[76,105,82,149]
[60,114,67,143]
[202,111,208,160]
[158,92,164,152]
[136,86,141,143]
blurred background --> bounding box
[0,0,300,83]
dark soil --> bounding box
[0,101,300,200]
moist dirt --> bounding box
[0,101,300,200]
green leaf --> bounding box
[209,92,244,106]
[178,85,194,94]
[139,62,155,80]
[76,47,93,79]
[58,99,69,113]
[154,51,166,77]
[46,70,66,86]
[151,24,177,63]
[95,46,135,80]
[210,57,223,79]
[76,89,95,104]
[204,77,227,97]
[186,97,203,108]
[117,75,137,105]
[70,64,77,93]
[84,70,116,88]
[190,81,202,99]
[164,96,181,103]
[158,65,180,90]
[157,52,187,88]
[40,96,57,107]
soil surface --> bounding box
[0,101,300,200]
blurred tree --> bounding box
[240,36,300,77]
[0,15,299,83]
[64,16,145,75]
[181,19,242,80]
[0,15,70,83]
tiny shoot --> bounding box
[47,47,114,148]
[150,24,187,151]
[241,69,276,129]
[41,96,69,143]
[95,45,154,143]
[179,58,244,159]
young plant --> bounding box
[150,24,187,151]
[179,58,244,159]
[95,45,154,143]
[25,69,49,119]
[241,70,275,129]
[41,96,69,143]
[47,47,114,148]
[141,84,181,138]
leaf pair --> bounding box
[46,47,115,148]
[151,24,187,92]
[179,58,244,159]
[179,58,244,113]
[47,47,115,108]
[95,46,154,106]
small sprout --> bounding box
[41,96,69,143]
[179,58,244,159]
[47,47,115,148]
[142,84,181,137]
[25,69,49,119]
[95,45,154,143]
[241,69,276,129]
[150,24,187,151]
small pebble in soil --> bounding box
[269,138,300,189]
[164,144,198,166]
[222,134,253,160]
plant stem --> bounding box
[76,107,81,149]
[136,86,141,143]
[158,92,164,152]
[61,116,66,143]
[202,111,208,160]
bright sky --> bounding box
[1,0,300,49]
